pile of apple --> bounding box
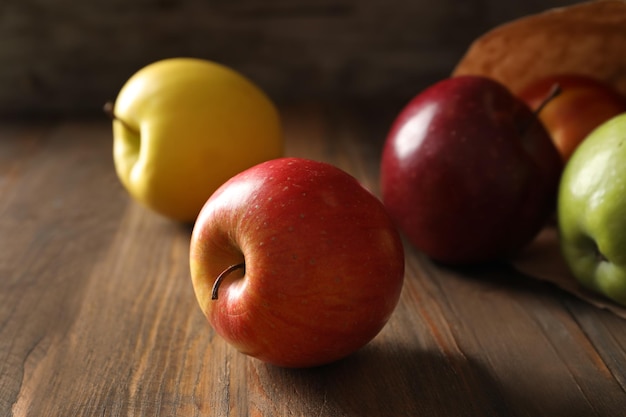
[107,1,626,368]
[443,0,626,308]
[380,72,626,303]
[380,73,626,265]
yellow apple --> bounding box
[108,57,283,222]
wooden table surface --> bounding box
[2,102,626,416]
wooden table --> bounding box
[2,102,626,416]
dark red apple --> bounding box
[190,157,405,368]
[380,75,562,264]
[518,73,626,162]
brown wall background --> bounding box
[2,0,584,117]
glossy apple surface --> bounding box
[380,75,562,264]
[518,74,626,162]
[110,57,283,222]
[190,157,405,368]
[558,113,626,306]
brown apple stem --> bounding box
[211,263,246,300]
[534,83,562,117]
[520,83,562,137]
[103,101,140,135]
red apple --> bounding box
[190,157,405,368]
[518,73,626,162]
[380,75,562,264]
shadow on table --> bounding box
[256,335,607,417]
[256,343,502,416]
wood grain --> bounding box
[2,104,626,416]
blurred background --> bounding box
[2,0,585,117]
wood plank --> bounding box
[1,104,626,416]
[0,122,128,413]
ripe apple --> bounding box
[380,75,562,264]
[107,57,283,223]
[189,157,405,368]
[518,74,626,162]
[558,113,626,306]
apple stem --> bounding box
[211,263,246,300]
[520,83,562,137]
[103,101,140,135]
[534,83,562,117]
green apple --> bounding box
[558,112,626,305]
[107,57,283,222]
